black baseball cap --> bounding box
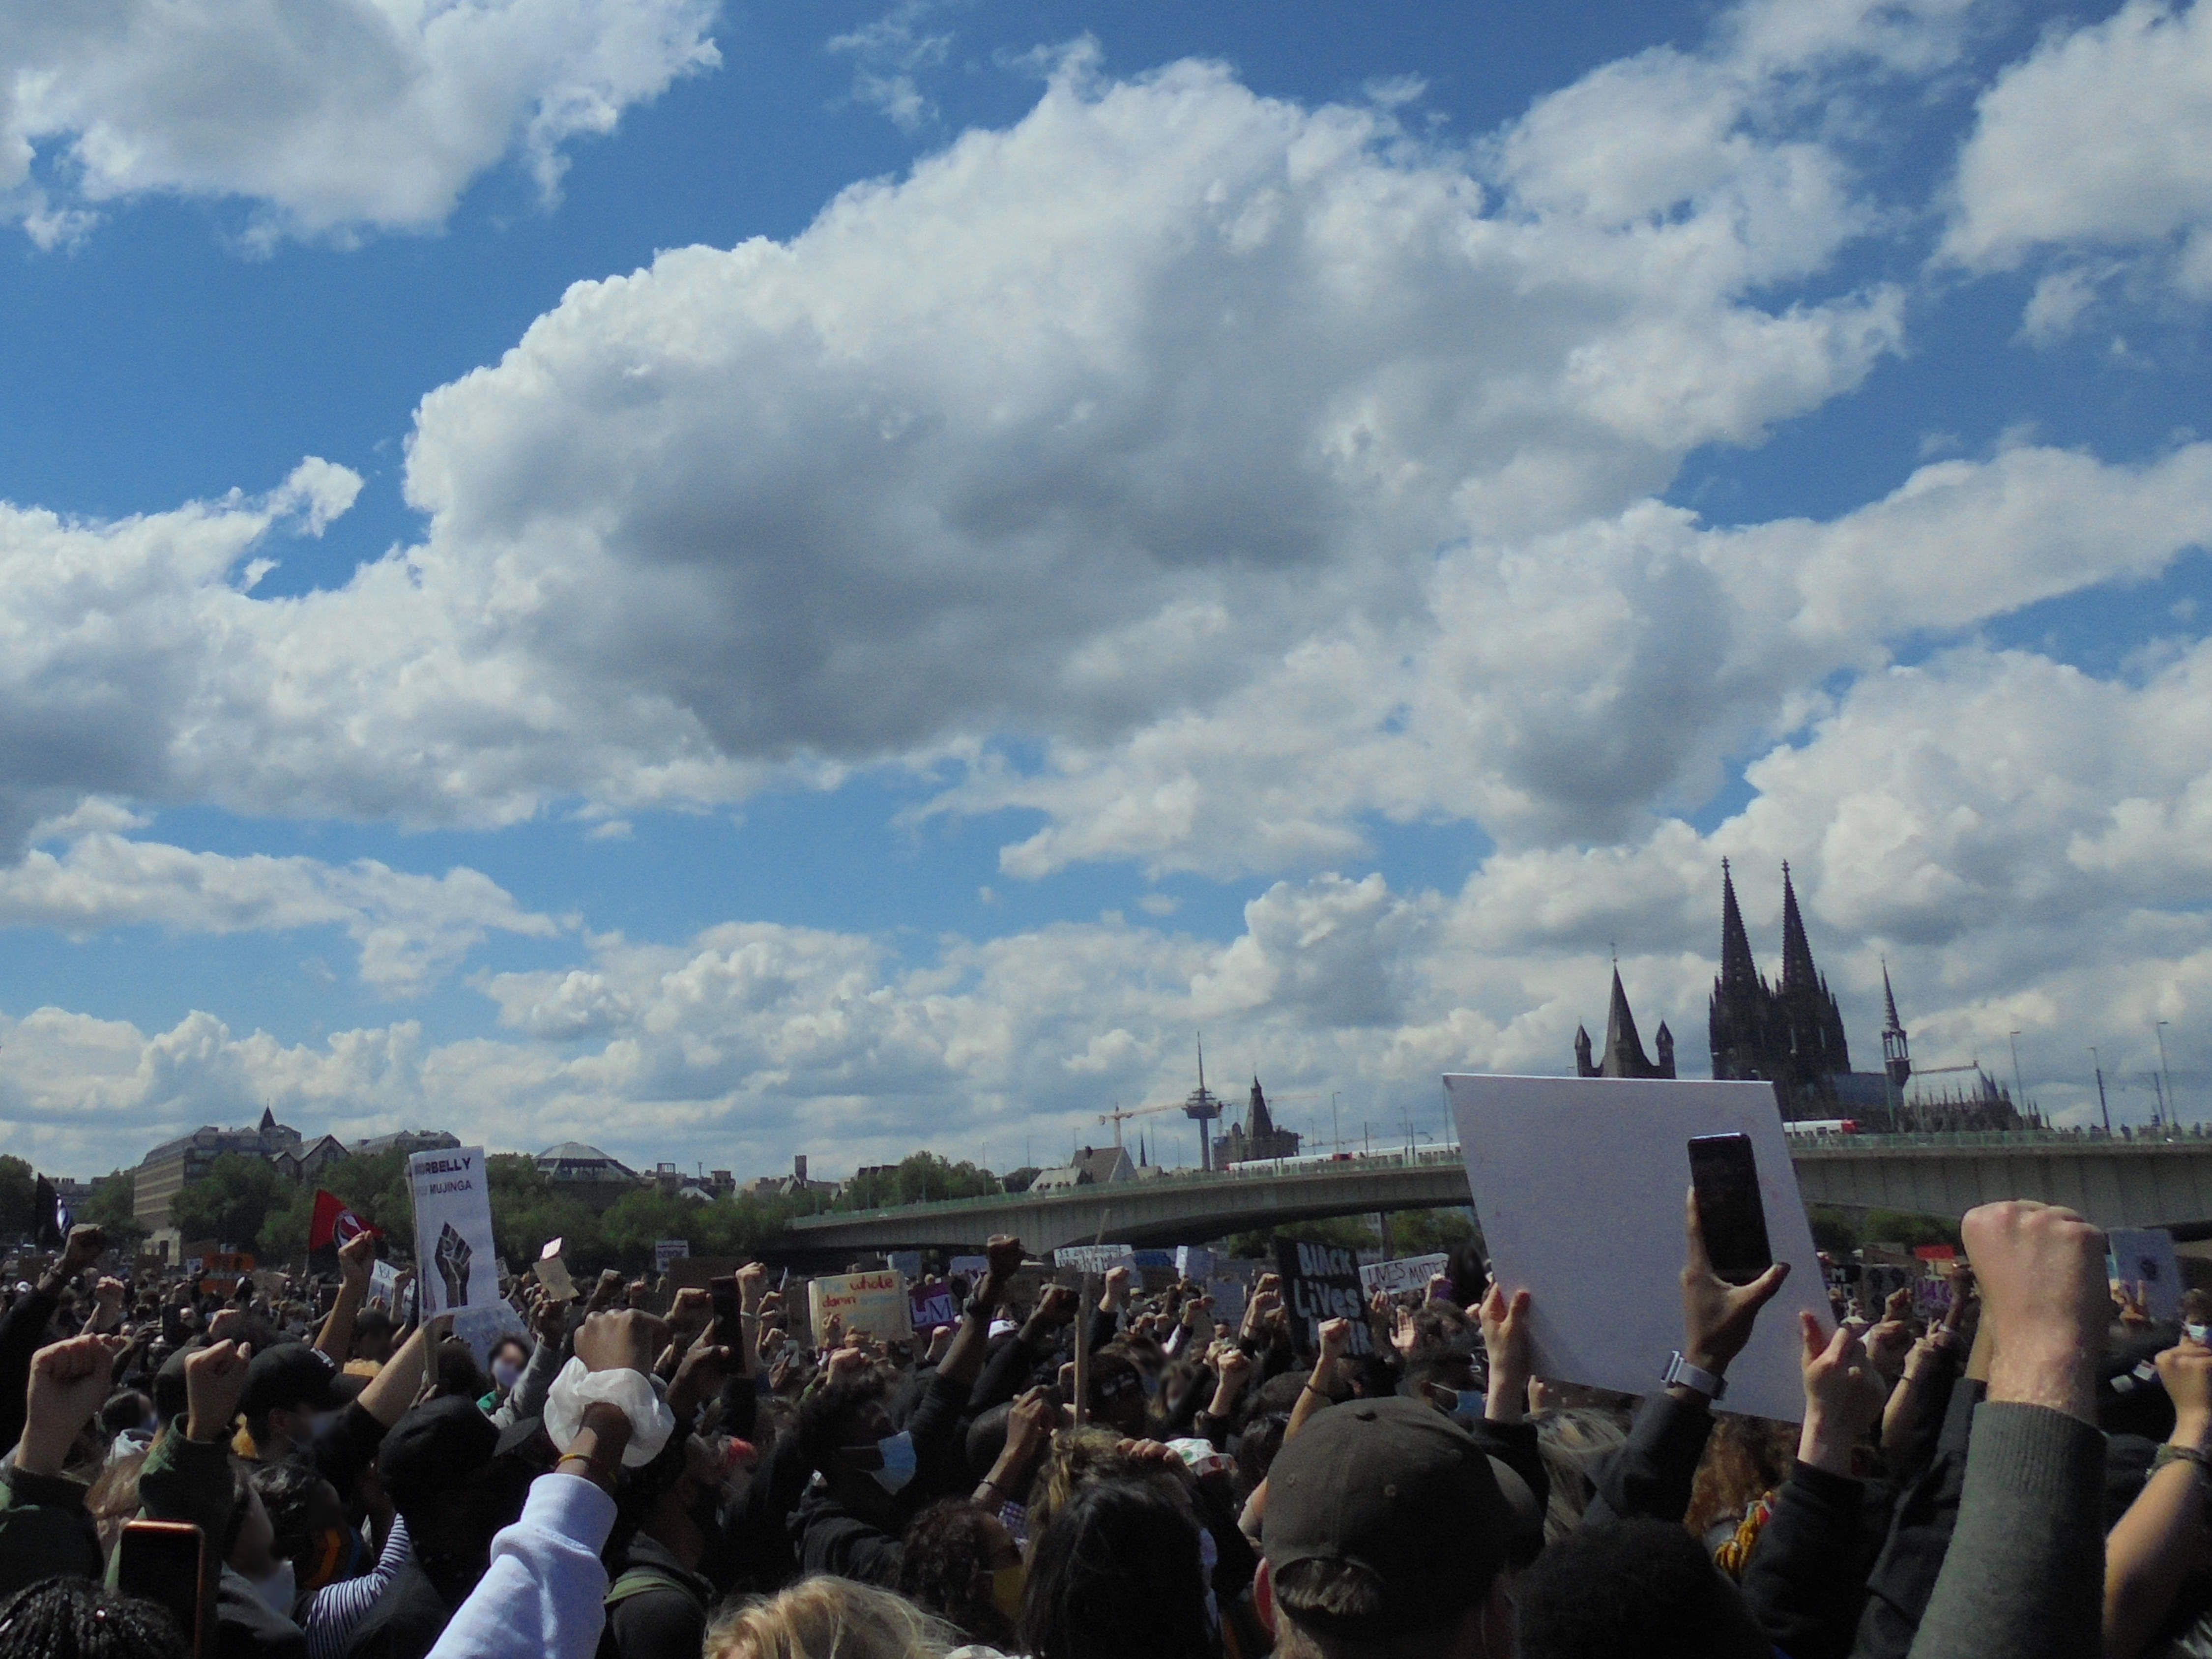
[1262,1396,1534,1637]
[239,1343,358,1420]
[379,1396,501,1515]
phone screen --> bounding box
[117,1520,204,1655]
[1688,1133,1774,1285]
[710,1276,741,1345]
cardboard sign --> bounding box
[368,1260,400,1307]
[452,1300,529,1368]
[1053,1244,1137,1275]
[1360,1253,1451,1298]
[1273,1240,1374,1356]
[1176,1246,1213,1282]
[654,1239,690,1273]
[1446,1074,1829,1423]
[407,1146,501,1317]
[2109,1227,2183,1322]
[809,1270,913,1344]
[533,1254,577,1301]
[910,1283,958,1330]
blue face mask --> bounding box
[2187,1322,2209,1346]
[869,1431,917,1495]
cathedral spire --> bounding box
[1718,858,1758,991]
[1248,1077,1276,1137]
[1779,861,1819,992]
[1881,959,1911,1089]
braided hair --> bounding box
[0,1577,188,1659]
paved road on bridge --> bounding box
[782,1134,2212,1255]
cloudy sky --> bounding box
[3,0,2207,1182]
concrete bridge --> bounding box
[781,1133,2212,1257]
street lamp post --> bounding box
[2009,1031,2026,1116]
[2091,1047,2112,1135]
[2157,1021,2176,1130]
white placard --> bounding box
[654,1239,690,1272]
[1446,1075,1829,1423]
[452,1300,529,1368]
[1053,1244,1136,1274]
[888,1250,923,1281]
[2109,1227,2183,1323]
[407,1146,501,1318]
[1175,1246,1213,1281]
[948,1255,990,1281]
[368,1259,400,1307]
[1360,1253,1452,1298]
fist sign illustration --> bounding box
[434,1222,473,1310]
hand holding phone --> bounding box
[1688,1133,1774,1285]
[118,1520,206,1657]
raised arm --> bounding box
[2105,1336,2212,1659]
[316,1232,378,1365]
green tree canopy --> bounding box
[0,1156,37,1242]
[84,1170,147,1252]
[170,1153,284,1252]
[837,1152,1000,1211]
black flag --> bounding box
[33,1175,66,1249]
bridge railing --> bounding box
[1787,1126,2212,1150]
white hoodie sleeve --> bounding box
[426,1473,615,1659]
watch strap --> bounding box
[1663,1351,1727,1401]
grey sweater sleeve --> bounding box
[1903,1401,2105,1659]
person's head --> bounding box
[350,1308,398,1367]
[431,1337,490,1402]
[0,1578,187,1659]
[1020,1480,1214,1659]
[800,1373,905,1531]
[1259,1396,1524,1659]
[1086,1349,1149,1437]
[1683,1415,1795,1541]
[1515,1517,1768,1659]
[1404,1352,1481,1418]
[98,1391,156,1444]
[249,1459,365,1594]
[706,1575,959,1659]
[898,1498,1023,1652]
[378,1396,523,1603]
[487,1336,530,1394]
[239,1343,356,1457]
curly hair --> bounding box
[0,1577,188,1659]
[897,1499,1017,1652]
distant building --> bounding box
[1029,1145,1135,1192]
[272,1135,349,1184]
[349,1130,462,1160]
[1215,1077,1302,1164]
[740,1155,839,1202]
[535,1142,643,1211]
[135,1108,303,1253]
[1573,968,1677,1080]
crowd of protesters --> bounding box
[0,1192,2203,1659]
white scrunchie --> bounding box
[542,1358,676,1468]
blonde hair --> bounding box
[706,1576,960,1659]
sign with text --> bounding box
[1359,1253,1451,1299]
[1053,1244,1136,1275]
[910,1283,958,1330]
[1273,1239,1373,1357]
[2109,1227,2183,1322]
[1446,1074,1828,1423]
[948,1255,990,1281]
[809,1269,914,1344]
[407,1145,500,1317]
[654,1239,690,1273]
[368,1260,400,1307]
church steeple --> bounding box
[1718,858,1759,993]
[1779,862,1819,992]
[1247,1077,1276,1138]
[1881,960,1911,1089]
[1571,963,1675,1078]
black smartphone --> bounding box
[117,1519,205,1656]
[1688,1133,1774,1285]
[710,1275,742,1346]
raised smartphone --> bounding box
[117,1519,205,1657]
[1688,1132,1774,1285]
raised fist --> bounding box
[434,1222,473,1310]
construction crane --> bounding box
[1095,1098,1190,1146]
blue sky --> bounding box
[2,0,2208,1179]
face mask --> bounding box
[492,1358,523,1391]
[990,1564,1026,1622]
[868,1430,917,1495]
[247,1560,296,1619]
[2188,1323,2209,1346]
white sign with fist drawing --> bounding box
[407,1145,501,1317]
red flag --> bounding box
[309,1190,380,1254]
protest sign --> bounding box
[368,1260,400,1308]
[1206,1278,1248,1325]
[1175,1246,1213,1282]
[534,1254,577,1301]
[654,1239,690,1273]
[2109,1227,2183,1322]
[1273,1240,1373,1356]
[1446,1074,1828,1423]
[910,1282,958,1330]
[1053,1244,1136,1275]
[1359,1253,1451,1298]
[407,1145,500,1317]
[809,1270,913,1344]
[453,1300,529,1368]
[948,1255,990,1281]
[888,1251,923,1281]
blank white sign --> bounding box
[1445,1074,1830,1423]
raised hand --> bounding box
[184,1338,252,1444]
[1963,1199,2108,1424]
[668,1286,714,1334]
[433,1222,473,1309]
[574,1310,667,1375]
[1101,1264,1132,1312]
[2159,1333,2212,1451]
[1681,1189,1791,1379]
[59,1224,106,1277]
[669,1334,732,1418]
[18,1334,126,1476]
[1480,1283,1534,1423]
[338,1230,378,1288]
[1317,1316,1353,1364]
[737,1261,769,1314]
[1798,1313,1887,1475]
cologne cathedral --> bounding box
[1575,861,2025,1129]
